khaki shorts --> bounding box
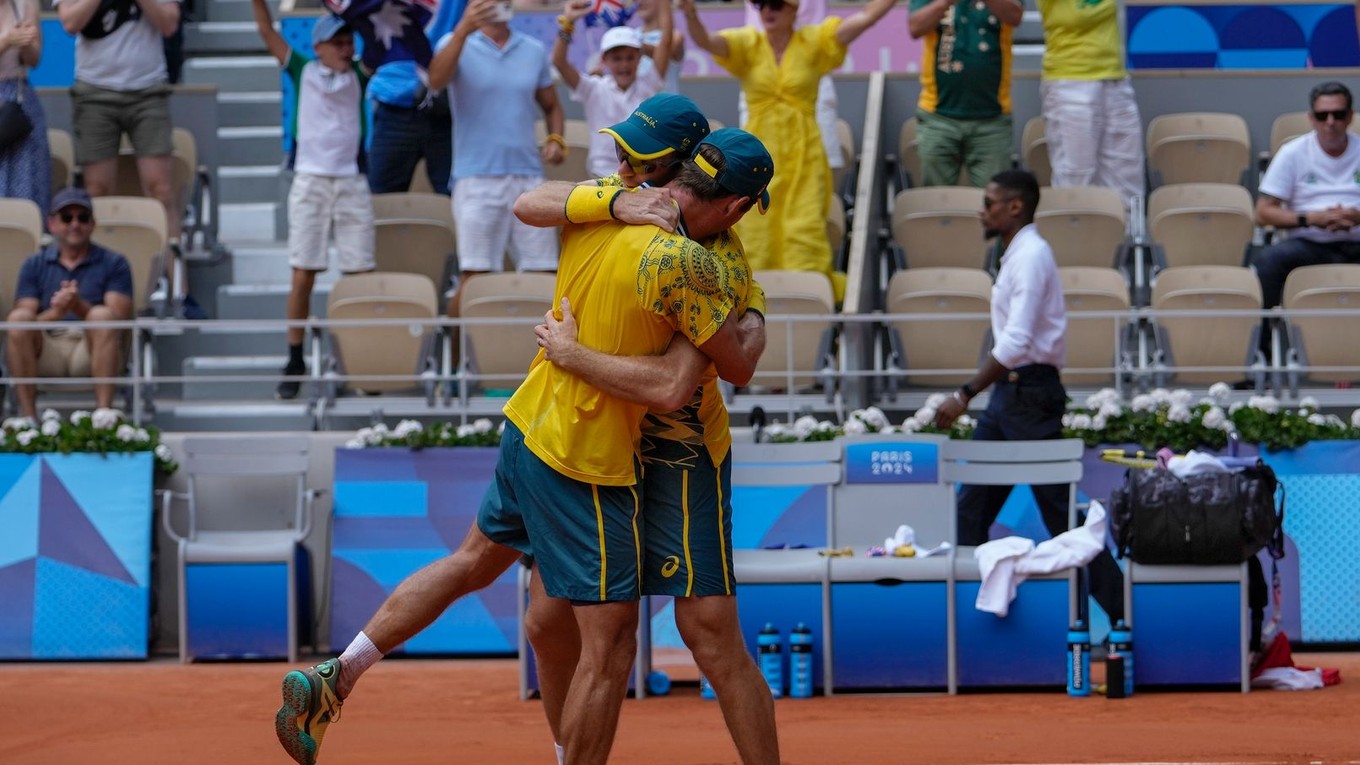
[287,173,376,272]
[71,80,174,164]
[36,328,93,378]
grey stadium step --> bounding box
[219,165,283,205]
[181,355,293,400]
[200,0,273,23]
[216,283,335,320]
[220,202,280,243]
[216,91,283,129]
[185,21,269,54]
[153,401,316,432]
[183,56,282,93]
[218,126,284,166]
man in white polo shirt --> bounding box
[429,0,566,319]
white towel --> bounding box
[974,501,1109,617]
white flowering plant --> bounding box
[1063,385,1360,452]
[763,400,978,443]
[0,409,178,474]
[344,418,503,449]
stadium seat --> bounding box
[91,196,169,316]
[160,435,318,662]
[889,186,989,270]
[895,116,921,190]
[1021,116,1052,187]
[47,128,74,192]
[0,198,42,319]
[833,117,855,195]
[458,271,555,393]
[1059,267,1134,387]
[1035,185,1129,270]
[112,127,202,225]
[534,119,591,183]
[1282,264,1360,387]
[752,269,837,391]
[1262,110,1360,169]
[407,158,438,194]
[323,272,439,399]
[1150,265,1265,387]
[826,193,846,260]
[1146,112,1251,188]
[707,117,725,131]
[884,267,992,389]
[371,192,457,309]
[1147,183,1255,269]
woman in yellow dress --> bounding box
[681,0,894,299]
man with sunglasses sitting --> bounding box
[5,186,133,419]
[1254,81,1360,320]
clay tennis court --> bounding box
[2,653,1356,764]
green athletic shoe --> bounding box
[275,658,344,765]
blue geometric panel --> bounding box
[0,457,40,568]
[1275,474,1360,642]
[33,558,147,659]
[1126,3,1360,70]
[330,447,518,656]
[731,485,822,548]
[0,454,152,659]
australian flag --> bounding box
[323,0,463,70]
[582,0,636,28]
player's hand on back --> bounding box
[614,187,680,232]
[536,297,583,368]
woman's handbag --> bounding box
[0,0,34,151]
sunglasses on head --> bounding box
[1313,109,1351,123]
[58,211,92,224]
[615,144,675,175]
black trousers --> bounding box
[955,364,1125,619]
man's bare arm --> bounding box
[536,298,708,411]
[513,182,680,230]
[693,308,766,387]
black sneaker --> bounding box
[277,365,305,400]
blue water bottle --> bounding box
[1107,620,1134,698]
[1066,620,1091,697]
[757,623,784,698]
[788,622,814,699]
[698,673,716,700]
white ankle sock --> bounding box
[555,742,565,765]
[336,631,383,698]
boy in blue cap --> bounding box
[252,0,375,400]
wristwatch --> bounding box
[1297,212,1308,228]
[959,383,976,400]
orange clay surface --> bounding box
[2,654,1358,765]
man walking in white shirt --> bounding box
[935,168,1124,620]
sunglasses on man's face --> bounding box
[615,144,674,175]
[756,0,787,10]
[58,211,92,225]
[1313,109,1351,123]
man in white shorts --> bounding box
[429,0,565,320]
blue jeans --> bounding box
[366,100,452,195]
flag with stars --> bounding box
[582,0,636,28]
[322,0,451,70]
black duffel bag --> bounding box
[1108,460,1285,565]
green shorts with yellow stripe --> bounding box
[476,421,644,603]
[640,445,735,598]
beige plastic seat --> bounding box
[407,158,439,194]
[1146,112,1251,187]
[833,117,855,191]
[91,196,168,314]
[752,269,836,390]
[1035,186,1128,269]
[326,272,439,396]
[1059,267,1132,386]
[707,117,725,132]
[0,198,42,318]
[891,186,989,270]
[535,119,591,183]
[897,116,921,189]
[1150,266,1263,385]
[1282,264,1360,384]
[1147,183,1254,269]
[48,128,74,192]
[112,127,198,211]
[885,267,992,387]
[459,272,556,392]
[826,194,845,257]
[1021,116,1052,187]
[371,192,457,304]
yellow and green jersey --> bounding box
[913,0,1018,119]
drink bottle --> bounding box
[1107,620,1134,698]
[699,673,716,700]
[757,623,784,698]
[1066,620,1091,697]
[788,622,814,699]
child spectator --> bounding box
[555,0,673,178]
[251,0,375,400]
